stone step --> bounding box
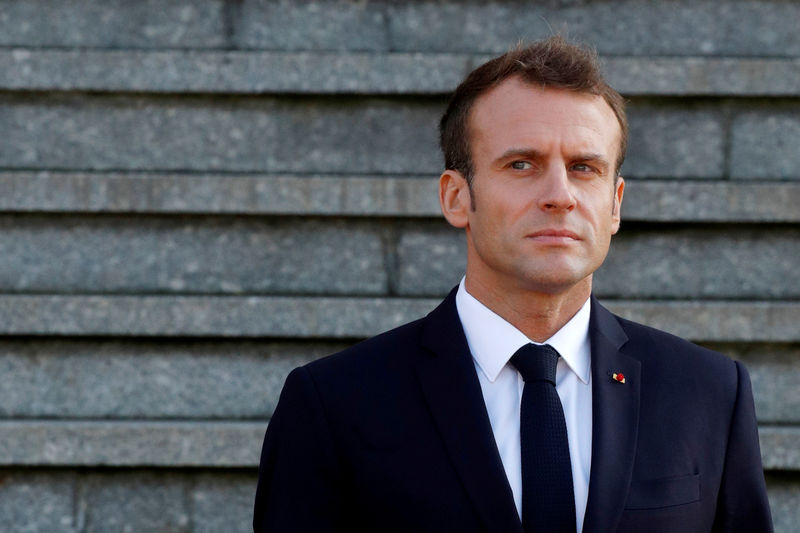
[0,208,795,298]
[0,295,794,342]
[0,339,795,423]
[2,94,796,179]
[0,1,798,58]
[3,49,799,96]
[0,420,795,470]
[1,172,798,222]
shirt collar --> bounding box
[455,278,592,384]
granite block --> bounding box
[623,106,725,178]
[81,471,189,533]
[0,340,339,418]
[0,0,226,48]
[705,344,800,425]
[731,112,800,180]
[386,1,800,56]
[0,471,76,533]
[191,473,256,533]
[0,95,441,173]
[767,473,800,533]
[0,215,386,295]
[0,421,264,466]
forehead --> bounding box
[468,77,621,162]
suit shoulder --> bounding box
[303,316,427,378]
[613,312,736,373]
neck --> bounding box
[463,274,591,343]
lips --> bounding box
[527,229,580,240]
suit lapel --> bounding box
[414,288,522,533]
[583,297,641,533]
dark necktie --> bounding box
[510,343,576,533]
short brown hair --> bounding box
[439,36,628,183]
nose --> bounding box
[537,164,576,212]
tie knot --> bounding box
[510,343,559,385]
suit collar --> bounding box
[583,296,641,533]
[416,287,523,533]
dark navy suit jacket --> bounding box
[254,288,772,532]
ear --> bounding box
[439,169,471,229]
[611,176,625,234]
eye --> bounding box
[571,163,595,173]
[510,160,533,170]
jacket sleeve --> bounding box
[253,366,344,532]
[712,361,773,532]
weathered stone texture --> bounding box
[385,2,800,56]
[397,225,800,299]
[233,1,388,52]
[0,95,441,173]
[82,471,190,533]
[731,112,800,180]
[0,0,226,49]
[0,340,339,419]
[704,344,800,425]
[0,215,386,295]
[767,474,800,533]
[624,106,725,178]
[0,421,264,466]
[191,473,256,533]
[0,471,76,533]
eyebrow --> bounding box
[494,148,611,171]
[493,148,545,166]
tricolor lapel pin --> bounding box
[611,372,626,384]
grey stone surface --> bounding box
[397,226,465,296]
[605,301,799,343]
[0,0,227,48]
[386,1,800,56]
[0,471,76,533]
[0,295,795,342]
[0,340,339,419]
[234,0,388,51]
[397,225,800,299]
[0,172,443,216]
[0,295,439,338]
[731,112,800,180]
[0,421,264,466]
[706,344,800,425]
[82,471,189,533]
[595,228,800,299]
[760,427,800,471]
[604,57,800,97]
[767,474,800,533]
[0,50,468,94]
[4,49,798,96]
[623,106,725,178]
[0,215,386,295]
[0,95,441,173]
[191,473,255,533]
[2,172,798,222]
[2,1,800,58]
[620,180,800,222]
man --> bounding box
[254,37,772,532]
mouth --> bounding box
[526,229,581,244]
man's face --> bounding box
[441,77,624,296]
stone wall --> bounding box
[0,1,797,531]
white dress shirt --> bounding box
[455,279,592,533]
